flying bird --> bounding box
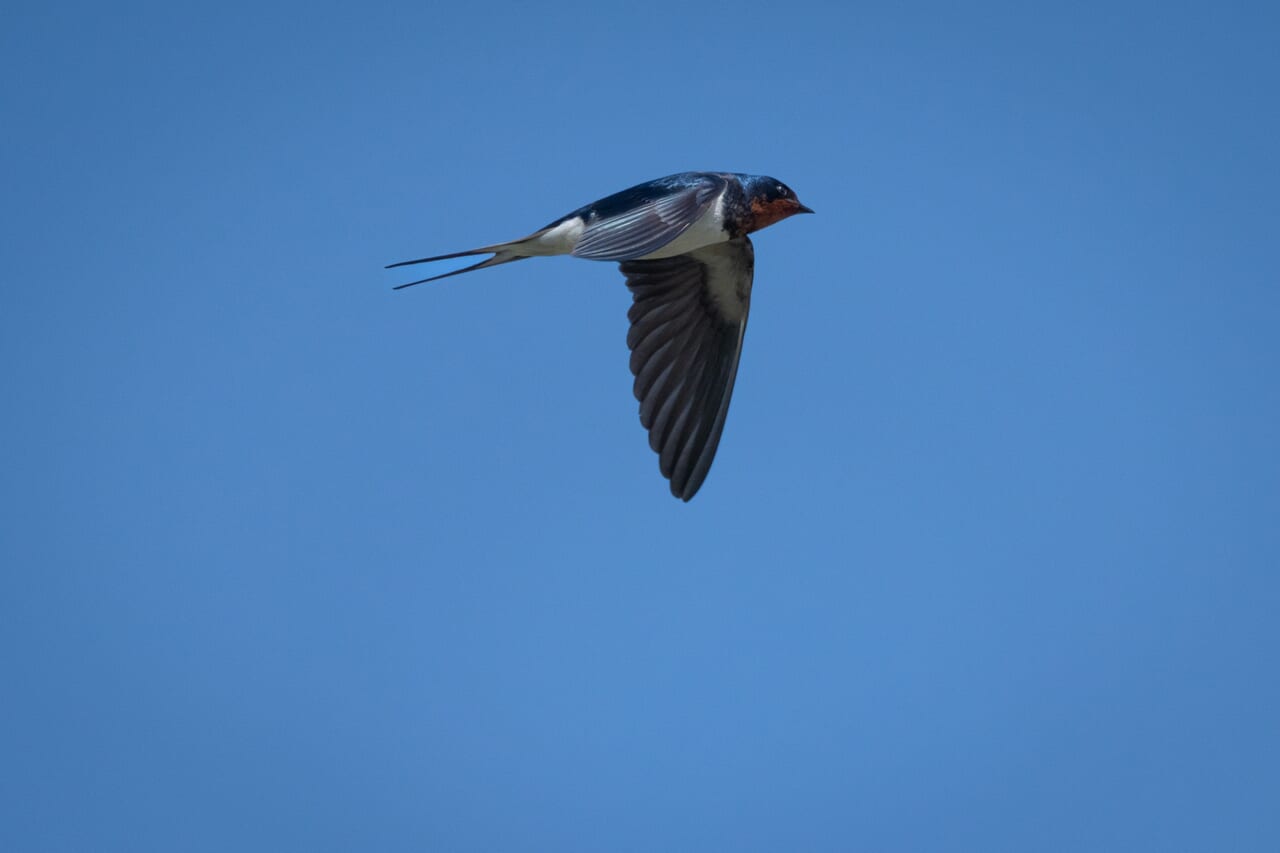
[388,171,812,500]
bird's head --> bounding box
[743,176,813,232]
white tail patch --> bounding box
[510,216,585,257]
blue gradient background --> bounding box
[3,2,1278,850]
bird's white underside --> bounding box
[517,193,730,260]
[636,193,729,260]
[521,217,585,255]
[687,240,750,323]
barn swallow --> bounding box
[388,171,813,500]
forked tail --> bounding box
[386,244,529,289]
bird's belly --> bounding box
[637,203,730,259]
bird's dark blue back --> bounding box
[550,172,728,227]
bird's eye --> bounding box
[776,184,788,196]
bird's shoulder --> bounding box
[574,172,730,222]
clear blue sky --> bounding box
[3,2,1278,850]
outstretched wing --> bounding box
[619,237,754,500]
[572,176,724,261]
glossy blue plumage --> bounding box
[551,172,725,227]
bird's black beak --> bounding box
[796,203,815,214]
